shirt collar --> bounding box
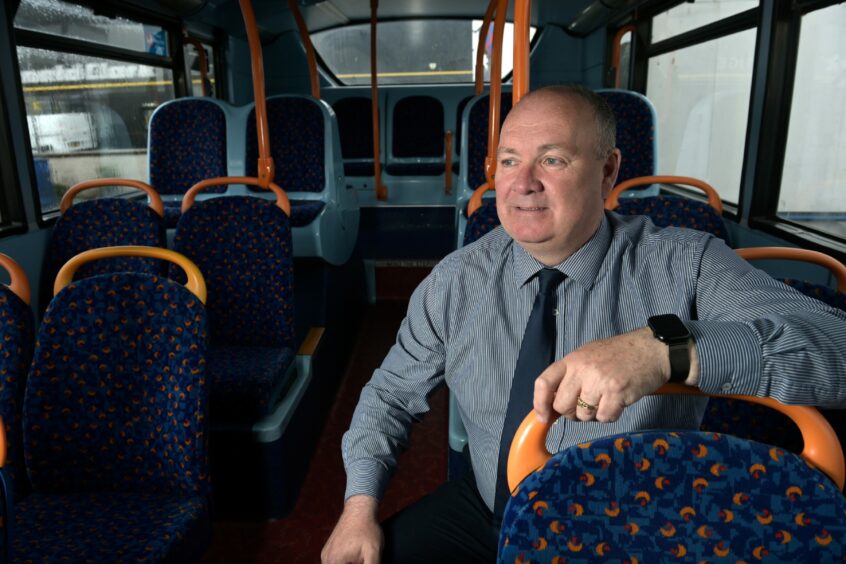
[511,214,611,290]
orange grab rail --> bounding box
[507,383,845,493]
[737,247,846,293]
[60,178,164,217]
[181,176,291,216]
[612,25,635,88]
[371,0,387,201]
[287,0,320,99]
[605,175,724,215]
[239,0,274,188]
[54,246,207,304]
[483,0,508,190]
[512,0,531,104]
[0,252,31,305]
[183,34,210,96]
[475,0,497,96]
[467,182,493,218]
[445,130,453,195]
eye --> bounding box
[500,158,517,167]
[542,156,564,166]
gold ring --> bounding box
[577,397,598,411]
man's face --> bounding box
[495,93,620,265]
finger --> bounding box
[551,370,582,420]
[595,397,625,423]
[534,361,566,423]
[575,395,600,421]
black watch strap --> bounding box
[668,341,689,383]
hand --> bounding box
[533,327,690,424]
[321,496,383,564]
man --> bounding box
[321,86,846,563]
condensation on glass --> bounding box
[778,4,846,240]
[646,29,756,204]
[652,0,759,44]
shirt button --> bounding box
[553,308,560,316]
[721,383,732,393]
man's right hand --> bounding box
[321,495,383,564]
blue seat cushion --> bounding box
[613,195,729,241]
[13,491,210,562]
[290,200,326,227]
[463,200,500,246]
[163,201,183,229]
[206,346,296,422]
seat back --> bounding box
[25,248,209,497]
[596,89,658,187]
[333,96,376,177]
[172,196,294,349]
[385,95,445,176]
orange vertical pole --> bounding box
[483,0,508,188]
[513,0,531,104]
[475,0,497,96]
[183,34,209,96]
[287,0,320,99]
[239,0,274,188]
[371,0,387,200]
[612,25,635,88]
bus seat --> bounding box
[242,95,359,266]
[14,247,210,562]
[0,254,34,501]
[44,179,168,306]
[606,175,730,242]
[148,97,230,228]
[499,389,846,562]
[333,96,379,177]
[385,95,445,176]
[596,88,659,189]
[700,247,846,452]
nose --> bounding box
[510,162,542,195]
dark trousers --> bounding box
[382,468,501,563]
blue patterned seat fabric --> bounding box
[499,430,846,563]
[463,199,500,246]
[0,286,34,499]
[173,196,295,423]
[782,278,846,311]
[245,97,325,227]
[19,272,210,561]
[466,94,513,195]
[149,99,228,228]
[47,198,167,282]
[597,90,656,187]
[290,199,326,228]
[612,194,729,241]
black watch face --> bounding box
[649,314,691,342]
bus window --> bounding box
[646,25,756,205]
[652,0,759,44]
[778,3,846,241]
[312,19,535,86]
[13,0,177,217]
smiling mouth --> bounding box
[516,206,547,211]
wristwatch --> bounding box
[647,314,691,383]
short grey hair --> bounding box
[525,85,617,159]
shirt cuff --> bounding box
[344,459,392,502]
[687,320,762,396]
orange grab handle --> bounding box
[475,0,497,96]
[507,383,845,493]
[54,246,207,304]
[0,252,31,305]
[467,182,494,218]
[605,175,723,215]
[60,178,164,218]
[181,176,291,216]
[736,247,846,293]
[287,0,320,99]
[612,25,635,88]
[445,130,453,195]
[484,0,508,187]
[512,0,531,104]
[239,0,274,188]
[183,34,209,96]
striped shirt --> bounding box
[342,212,846,511]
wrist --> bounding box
[647,314,691,383]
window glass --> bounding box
[778,4,846,239]
[617,30,632,88]
[184,41,215,96]
[652,0,758,43]
[312,20,535,85]
[18,47,174,212]
[646,28,756,204]
[15,0,169,56]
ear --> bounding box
[600,149,622,199]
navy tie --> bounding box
[494,267,566,517]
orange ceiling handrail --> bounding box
[371,0,387,200]
[0,252,31,305]
[287,0,320,99]
[483,0,508,190]
[612,25,635,89]
[475,0,497,96]
[55,246,207,304]
[736,247,846,293]
[183,33,209,96]
[239,0,274,189]
[445,130,454,195]
[507,383,846,494]
[181,176,291,217]
[605,175,724,215]
[467,182,493,218]
[60,178,164,218]
[512,0,531,104]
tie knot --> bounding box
[537,268,565,295]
